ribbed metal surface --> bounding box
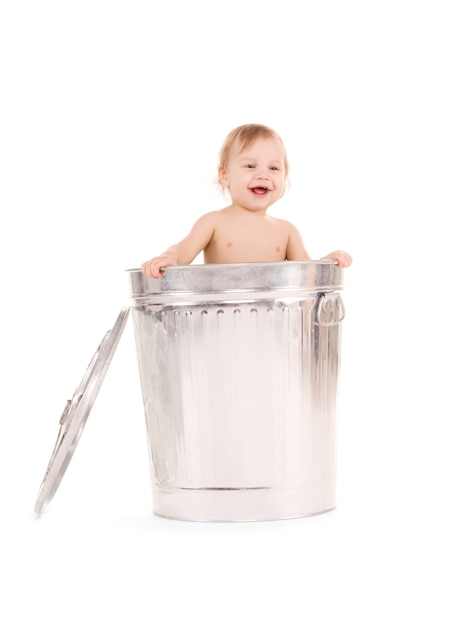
[129,262,344,521]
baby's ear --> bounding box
[218,166,229,187]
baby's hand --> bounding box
[141,256,176,279]
[323,251,353,268]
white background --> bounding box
[1,1,460,624]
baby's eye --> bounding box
[245,164,256,169]
[269,166,280,171]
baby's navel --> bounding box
[275,245,281,252]
[226,241,233,248]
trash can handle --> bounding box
[315,293,346,327]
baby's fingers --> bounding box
[335,251,353,268]
[141,259,162,278]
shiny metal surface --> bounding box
[129,261,345,522]
[34,307,130,515]
[127,259,343,301]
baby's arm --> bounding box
[141,213,217,278]
[285,223,352,268]
[285,223,312,261]
[321,250,353,268]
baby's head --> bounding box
[218,124,289,192]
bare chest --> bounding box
[204,221,289,263]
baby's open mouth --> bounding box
[250,186,270,196]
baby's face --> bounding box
[220,137,287,211]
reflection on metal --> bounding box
[128,261,345,522]
[34,307,130,516]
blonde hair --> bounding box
[218,123,289,179]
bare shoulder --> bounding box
[188,210,224,234]
[265,214,301,233]
[194,210,222,225]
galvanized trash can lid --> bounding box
[34,306,130,516]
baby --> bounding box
[142,123,352,278]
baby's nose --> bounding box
[256,169,270,179]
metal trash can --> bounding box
[128,260,345,522]
[34,260,345,521]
